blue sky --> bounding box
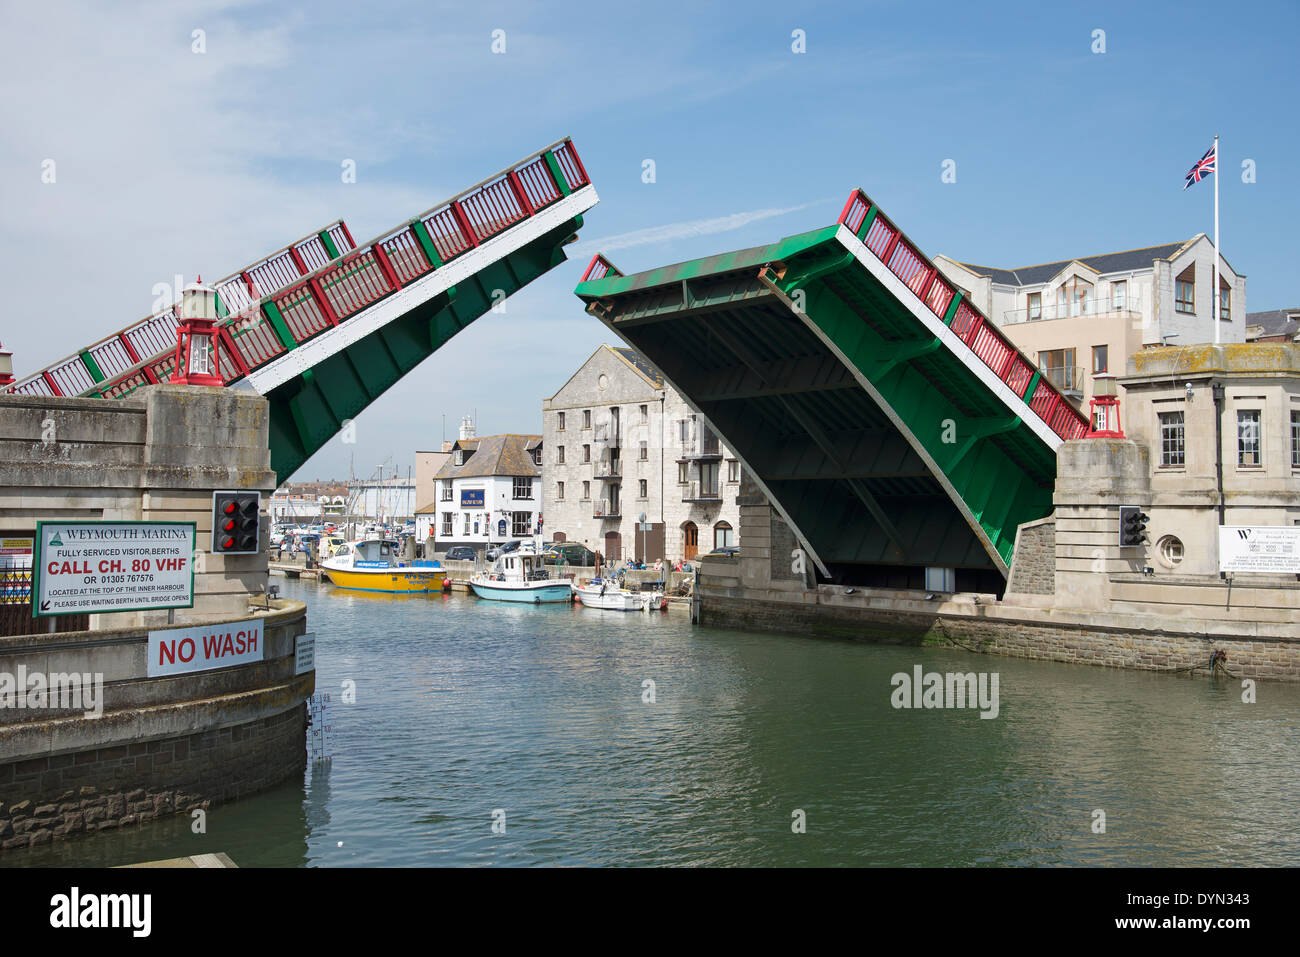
[2,0,1296,481]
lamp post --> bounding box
[169,276,223,386]
[1086,373,1124,438]
[0,339,13,390]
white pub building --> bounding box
[417,419,543,554]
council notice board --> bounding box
[1218,526,1300,574]
[34,522,196,617]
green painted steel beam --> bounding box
[79,351,105,383]
[261,302,298,351]
[268,215,583,482]
[543,151,571,197]
[319,230,341,260]
[411,220,444,268]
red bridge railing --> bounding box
[8,137,592,403]
[837,189,1089,442]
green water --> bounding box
[7,577,1299,867]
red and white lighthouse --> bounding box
[169,276,223,387]
[1086,372,1124,438]
[0,339,14,390]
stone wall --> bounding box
[0,384,276,628]
[1005,518,1055,596]
[0,599,312,852]
[0,704,305,850]
[698,588,1299,681]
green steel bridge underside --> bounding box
[576,196,1088,587]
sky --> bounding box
[2,0,1297,482]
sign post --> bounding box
[1218,526,1300,574]
[33,522,196,617]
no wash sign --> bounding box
[147,621,265,677]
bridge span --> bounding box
[10,138,597,482]
[575,190,1088,588]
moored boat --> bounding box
[575,578,668,612]
[321,539,445,593]
[469,543,573,603]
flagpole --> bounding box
[1213,134,1220,346]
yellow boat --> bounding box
[320,539,446,593]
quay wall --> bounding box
[705,440,1299,681]
[0,600,311,851]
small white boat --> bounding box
[575,578,668,612]
[469,543,573,604]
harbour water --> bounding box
[7,577,1299,867]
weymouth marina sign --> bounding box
[1219,526,1300,574]
[33,522,196,617]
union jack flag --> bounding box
[1183,142,1216,190]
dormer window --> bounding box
[1176,265,1195,314]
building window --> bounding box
[1027,291,1041,320]
[1158,411,1185,467]
[679,419,690,444]
[512,512,531,536]
[640,404,648,423]
[557,445,565,464]
[714,522,735,549]
[557,411,565,431]
[728,460,740,483]
[1112,280,1127,310]
[639,441,648,461]
[1219,282,1231,321]
[678,462,688,484]
[463,513,471,536]
[513,477,533,499]
[1092,345,1108,374]
[1037,348,1076,391]
[583,409,591,429]
[583,444,591,463]
[1157,535,1184,568]
[639,479,648,498]
[556,481,565,500]
[1292,410,1300,468]
[1175,265,1195,314]
[1237,410,1261,466]
[441,480,452,501]
[582,481,590,499]
[441,513,452,536]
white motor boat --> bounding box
[575,578,668,612]
[469,542,574,604]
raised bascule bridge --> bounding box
[575,191,1089,592]
[8,138,597,482]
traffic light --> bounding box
[1118,505,1149,547]
[212,491,261,554]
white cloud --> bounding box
[571,200,830,257]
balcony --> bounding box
[1002,294,1143,325]
[593,458,621,478]
[593,499,621,518]
[679,432,722,460]
[682,481,722,503]
[1040,365,1086,397]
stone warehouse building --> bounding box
[541,345,741,562]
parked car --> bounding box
[703,545,740,558]
[445,546,477,562]
[486,540,524,561]
[543,542,597,566]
